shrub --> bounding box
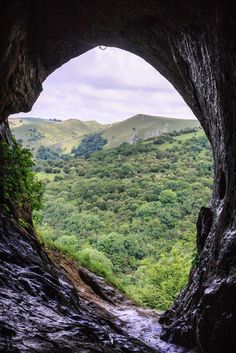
[0,139,44,215]
[54,175,64,181]
[72,134,107,157]
[75,247,113,277]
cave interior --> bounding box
[0,2,236,353]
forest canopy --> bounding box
[34,129,213,310]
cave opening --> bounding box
[1,3,235,352]
[10,47,213,314]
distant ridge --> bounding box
[101,114,199,148]
[9,117,103,153]
[9,114,199,153]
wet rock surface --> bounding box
[196,207,213,254]
[1,2,236,352]
[0,217,159,352]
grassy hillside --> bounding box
[9,117,103,153]
[102,114,200,148]
[35,129,213,310]
[10,115,199,153]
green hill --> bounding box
[10,114,199,153]
[9,117,103,153]
[102,114,200,148]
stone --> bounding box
[196,207,213,254]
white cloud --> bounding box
[14,47,196,123]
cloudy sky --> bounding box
[15,47,195,123]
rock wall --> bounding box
[0,2,236,352]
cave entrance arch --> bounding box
[21,45,212,317]
[1,3,236,353]
[18,46,195,123]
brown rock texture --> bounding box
[0,1,236,352]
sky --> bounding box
[14,47,196,124]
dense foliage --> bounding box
[36,146,64,161]
[71,133,107,157]
[0,139,44,216]
[35,130,213,310]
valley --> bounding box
[11,116,213,312]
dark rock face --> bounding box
[196,207,213,254]
[0,2,236,352]
[78,267,129,306]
